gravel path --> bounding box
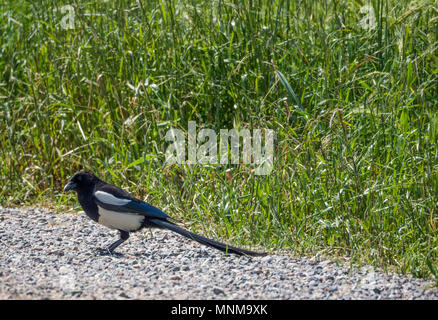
[0,206,437,300]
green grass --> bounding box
[1,0,437,279]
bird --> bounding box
[63,171,266,257]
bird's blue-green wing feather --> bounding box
[93,188,172,221]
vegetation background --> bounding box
[1,0,437,279]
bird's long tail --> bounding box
[151,219,266,257]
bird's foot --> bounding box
[93,248,123,258]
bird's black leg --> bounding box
[95,230,130,256]
[108,230,130,253]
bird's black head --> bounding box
[63,171,99,193]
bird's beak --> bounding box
[63,181,77,192]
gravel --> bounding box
[0,206,437,300]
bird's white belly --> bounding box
[97,207,144,232]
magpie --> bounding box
[63,171,266,257]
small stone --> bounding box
[213,287,225,295]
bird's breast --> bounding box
[97,206,145,232]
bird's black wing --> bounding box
[93,183,174,221]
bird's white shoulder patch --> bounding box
[94,191,131,206]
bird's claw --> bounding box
[93,247,112,256]
[93,247,123,257]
